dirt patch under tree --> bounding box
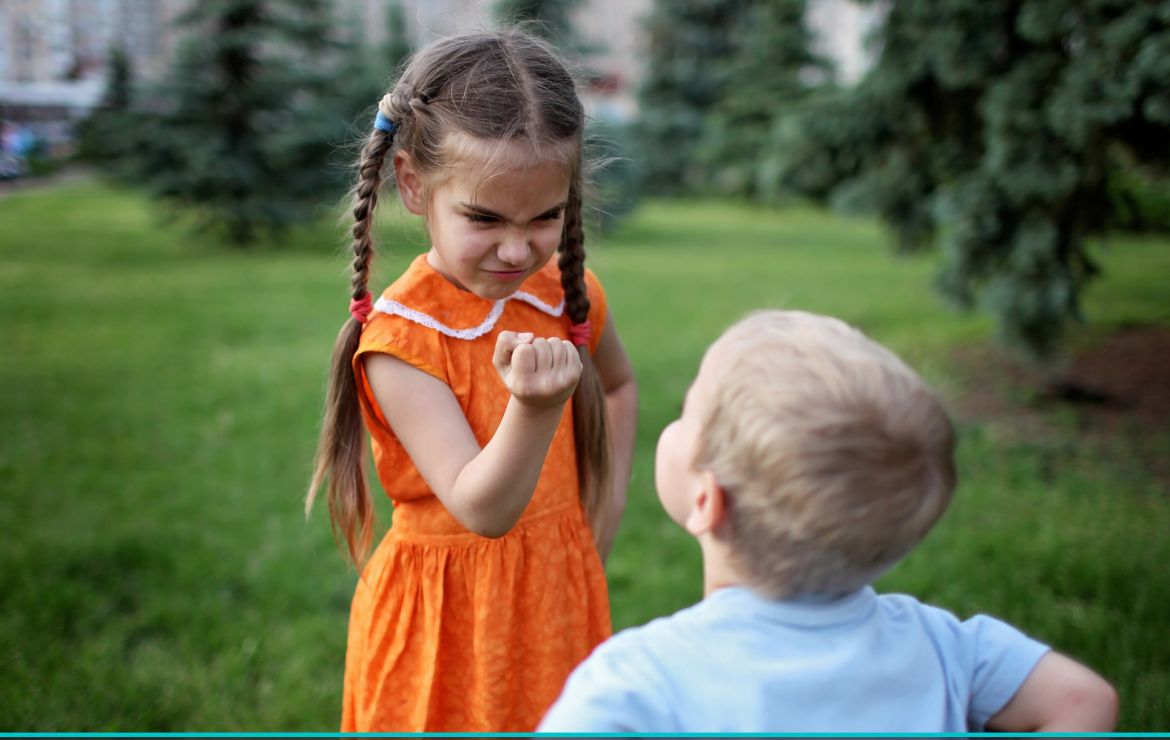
[948,324,1170,483]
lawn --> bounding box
[1,182,1167,730]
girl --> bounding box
[306,30,638,732]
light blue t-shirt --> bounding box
[539,586,1049,733]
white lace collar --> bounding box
[373,290,565,341]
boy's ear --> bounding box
[394,150,426,216]
[685,471,727,537]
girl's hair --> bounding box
[307,30,612,567]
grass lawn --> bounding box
[1,182,1167,730]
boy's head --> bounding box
[656,311,956,599]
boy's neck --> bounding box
[697,532,747,597]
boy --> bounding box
[539,311,1117,733]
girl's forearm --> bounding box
[597,378,638,563]
[448,397,566,538]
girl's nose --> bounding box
[497,231,530,265]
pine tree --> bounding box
[697,0,827,196]
[637,0,791,195]
[330,1,409,135]
[383,1,412,73]
[122,0,353,244]
[766,0,1170,359]
[494,0,583,49]
[101,45,133,111]
[79,44,135,163]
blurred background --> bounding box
[1,0,1168,731]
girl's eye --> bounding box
[537,209,564,221]
[466,213,497,224]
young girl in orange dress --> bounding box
[305,30,638,733]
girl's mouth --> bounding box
[488,269,527,281]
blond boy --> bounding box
[540,311,1117,733]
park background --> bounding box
[1,0,1168,731]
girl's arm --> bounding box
[591,311,638,564]
[364,332,582,539]
[985,651,1118,732]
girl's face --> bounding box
[396,142,571,301]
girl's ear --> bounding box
[685,471,727,537]
[394,150,426,216]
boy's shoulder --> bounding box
[540,587,1050,734]
[538,590,747,733]
[542,587,882,732]
[587,588,719,663]
[575,585,1032,673]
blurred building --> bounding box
[0,0,188,156]
[348,1,884,122]
[806,0,885,85]
[0,0,878,154]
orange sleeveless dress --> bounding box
[341,254,612,732]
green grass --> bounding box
[1,184,1167,730]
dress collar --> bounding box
[373,254,567,340]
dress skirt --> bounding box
[340,495,611,732]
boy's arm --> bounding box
[985,651,1119,732]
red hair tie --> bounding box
[350,292,374,324]
[569,320,591,347]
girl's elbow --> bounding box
[444,482,524,539]
[473,522,512,539]
[611,492,628,522]
[605,373,638,401]
[460,505,521,540]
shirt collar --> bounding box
[707,585,878,628]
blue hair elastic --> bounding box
[374,111,397,133]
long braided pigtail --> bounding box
[559,180,613,546]
[306,100,398,568]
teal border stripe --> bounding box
[1,733,1167,738]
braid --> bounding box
[351,129,394,299]
[307,121,396,569]
[558,183,591,322]
[559,181,613,545]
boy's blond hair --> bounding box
[695,311,956,599]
